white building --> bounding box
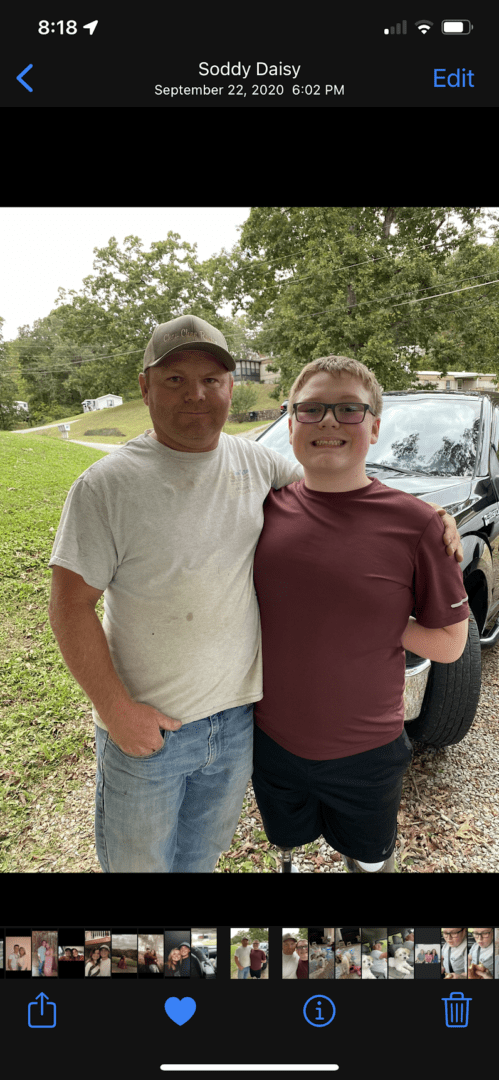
[82,394,123,412]
[414,371,498,392]
[233,354,279,384]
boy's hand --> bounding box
[427,503,463,562]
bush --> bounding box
[230,383,258,415]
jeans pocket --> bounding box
[109,728,168,761]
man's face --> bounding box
[282,939,297,954]
[288,371,380,491]
[139,350,233,452]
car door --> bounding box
[485,405,499,625]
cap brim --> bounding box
[146,341,236,372]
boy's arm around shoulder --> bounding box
[401,616,469,664]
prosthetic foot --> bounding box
[342,854,396,873]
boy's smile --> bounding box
[289,371,381,491]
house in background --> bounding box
[233,353,279,384]
[82,394,123,412]
[414,371,498,392]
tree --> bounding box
[0,318,26,429]
[7,233,240,421]
[52,232,222,398]
[230,383,258,415]
[206,207,499,398]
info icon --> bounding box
[303,995,336,1027]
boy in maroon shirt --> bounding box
[252,356,470,873]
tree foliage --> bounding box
[206,207,499,398]
[4,212,499,424]
[3,233,233,423]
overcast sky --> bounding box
[0,206,251,344]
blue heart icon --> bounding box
[164,997,196,1026]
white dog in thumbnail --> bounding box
[389,947,413,977]
[362,955,376,980]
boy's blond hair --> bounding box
[287,355,384,419]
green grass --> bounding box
[16,384,281,445]
[0,432,107,871]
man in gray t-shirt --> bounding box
[48,314,463,874]
[48,314,301,873]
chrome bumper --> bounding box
[403,657,431,721]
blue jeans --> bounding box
[237,966,250,979]
[94,703,254,872]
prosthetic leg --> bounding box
[277,847,300,872]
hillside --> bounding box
[33,384,282,445]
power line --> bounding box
[3,277,499,380]
[5,267,499,371]
[1,232,486,357]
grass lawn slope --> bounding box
[0,433,107,872]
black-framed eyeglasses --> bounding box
[292,401,376,424]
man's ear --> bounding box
[139,371,148,404]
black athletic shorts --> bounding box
[252,724,413,862]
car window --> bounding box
[492,407,499,459]
[257,397,482,477]
[366,398,481,476]
[257,412,295,461]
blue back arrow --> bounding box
[17,64,33,91]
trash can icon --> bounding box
[442,991,471,1028]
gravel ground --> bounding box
[240,643,499,873]
[14,643,498,873]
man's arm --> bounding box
[427,503,463,562]
[48,566,181,755]
[48,566,133,720]
[401,616,469,663]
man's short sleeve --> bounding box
[413,511,470,628]
[48,474,117,591]
[266,448,304,489]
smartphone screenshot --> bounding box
[2,10,495,106]
[1,924,495,1077]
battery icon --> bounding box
[442,20,473,34]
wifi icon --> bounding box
[415,19,434,33]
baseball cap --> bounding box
[143,314,236,372]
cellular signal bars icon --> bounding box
[384,21,407,34]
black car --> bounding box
[256,390,499,748]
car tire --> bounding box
[404,613,481,747]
